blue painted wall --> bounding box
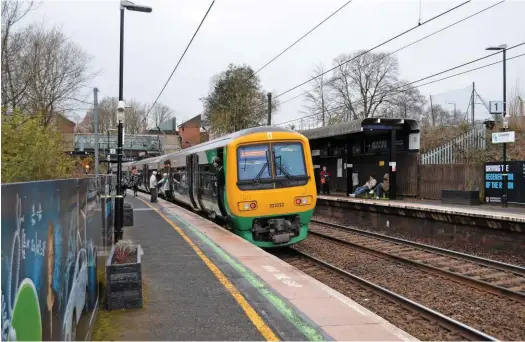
[1,176,114,341]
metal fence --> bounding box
[420,123,486,164]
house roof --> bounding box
[178,114,201,128]
[299,118,419,140]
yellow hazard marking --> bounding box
[139,199,280,342]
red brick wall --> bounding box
[179,126,201,148]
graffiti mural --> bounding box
[1,178,103,341]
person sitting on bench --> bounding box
[374,173,389,199]
[349,175,377,197]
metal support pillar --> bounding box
[502,48,508,208]
[389,128,397,200]
[94,87,100,182]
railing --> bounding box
[420,124,486,165]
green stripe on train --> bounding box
[229,209,314,248]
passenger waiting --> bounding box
[349,175,377,198]
[150,171,158,202]
[374,173,389,199]
[320,166,331,195]
[158,173,169,197]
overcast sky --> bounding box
[21,0,525,126]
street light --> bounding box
[486,44,507,207]
[115,0,152,242]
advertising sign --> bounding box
[484,161,525,204]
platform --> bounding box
[316,194,525,254]
[96,192,417,341]
[318,195,525,223]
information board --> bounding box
[484,161,525,204]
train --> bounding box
[111,126,317,248]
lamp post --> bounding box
[486,44,507,207]
[115,0,152,243]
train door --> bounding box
[163,160,173,200]
[191,154,201,211]
[142,164,149,191]
[216,147,227,217]
[186,155,198,209]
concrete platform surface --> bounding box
[318,195,525,222]
[116,192,417,341]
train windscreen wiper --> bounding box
[272,151,295,181]
[252,150,270,183]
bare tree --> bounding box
[508,77,523,117]
[382,82,426,119]
[301,63,336,126]
[421,104,452,127]
[23,24,96,125]
[148,102,174,128]
[78,97,149,134]
[1,0,36,113]
[126,99,148,134]
[330,51,399,119]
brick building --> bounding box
[178,114,208,149]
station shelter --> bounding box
[300,118,420,199]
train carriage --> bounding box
[127,126,317,248]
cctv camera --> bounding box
[483,119,495,130]
[117,101,126,112]
[117,100,126,123]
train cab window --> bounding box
[272,142,307,178]
[237,144,271,182]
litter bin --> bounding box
[123,203,134,227]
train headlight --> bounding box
[238,201,257,211]
[294,196,312,206]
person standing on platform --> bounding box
[158,173,170,198]
[130,167,140,197]
[320,166,331,195]
[150,171,158,202]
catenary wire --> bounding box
[277,0,505,107]
[143,0,216,126]
[276,50,525,126]
[248,0,355,79]
[274,0,471,99]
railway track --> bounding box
[310,219,525,303]
[280,248,498,341]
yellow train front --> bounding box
[224,127,317,247]
[127,126,316,248]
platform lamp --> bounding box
[486,44,508,207]
[115,0,152,243]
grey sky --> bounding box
[23,0,525,126]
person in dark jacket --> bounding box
[320,166,331,195]
[130,166,140,197]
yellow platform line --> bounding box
[139,199,280,342]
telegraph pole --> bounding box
[94,87,100,181]
[471,82,475,125]
[267,92,272,125]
